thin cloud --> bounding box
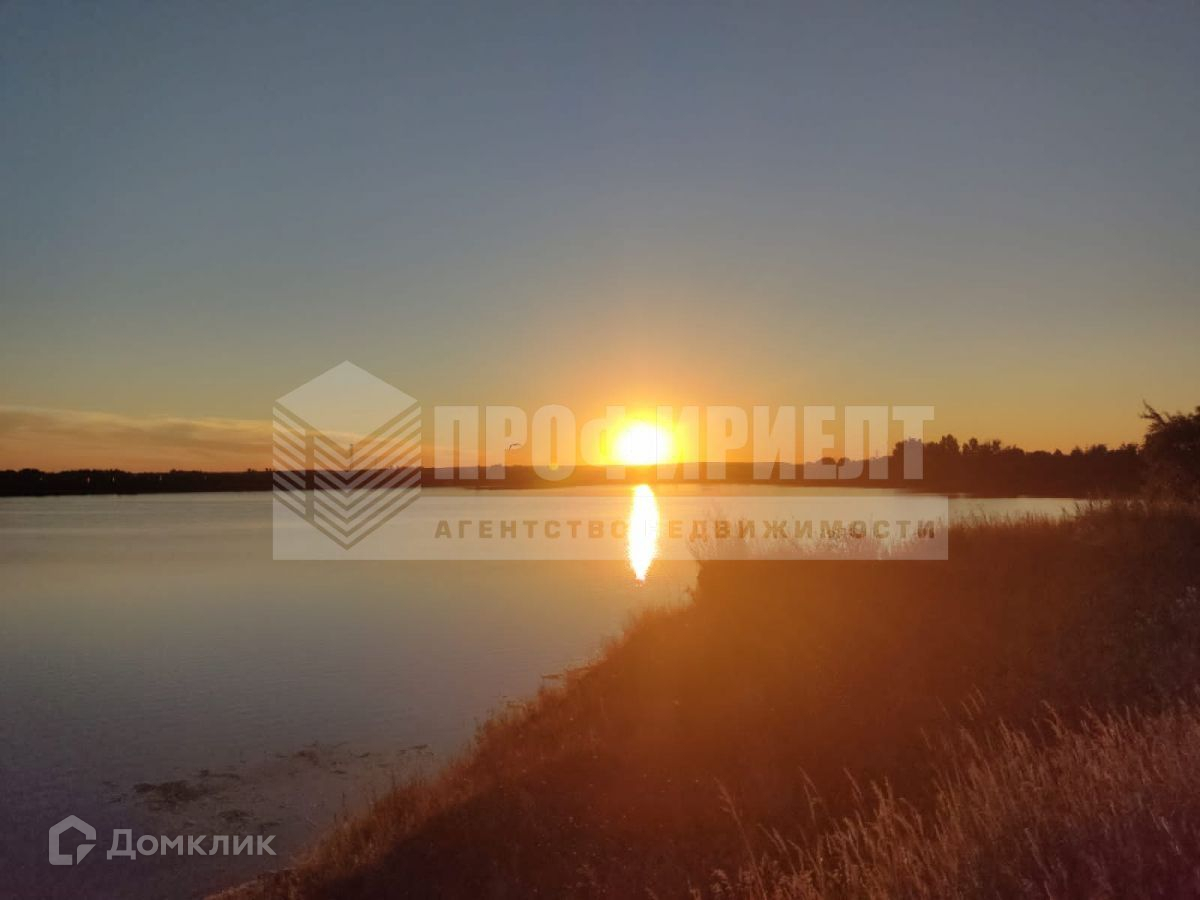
[0,406,272,471]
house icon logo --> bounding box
[49,815,96,865]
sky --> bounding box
[2,1,1199,469]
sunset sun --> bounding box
[612,420,674,466]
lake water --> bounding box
[0,488,1083,898]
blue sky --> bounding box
[2,1,1199,466]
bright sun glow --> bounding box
[612,421,674,466]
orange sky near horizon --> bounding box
[0,399,1162,473]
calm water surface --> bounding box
[0,488,1079,898]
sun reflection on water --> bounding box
[627,484,660,582]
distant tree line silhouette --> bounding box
[3,406,1197,499]
[874,434,1142,497]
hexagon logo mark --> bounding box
[273,362,421,549]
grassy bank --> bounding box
[715,702,1200,898]
[220,503,1200,899]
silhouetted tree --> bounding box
[1142,404,1200,501]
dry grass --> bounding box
[711,703,1200,899]
[216,503,1200,899]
